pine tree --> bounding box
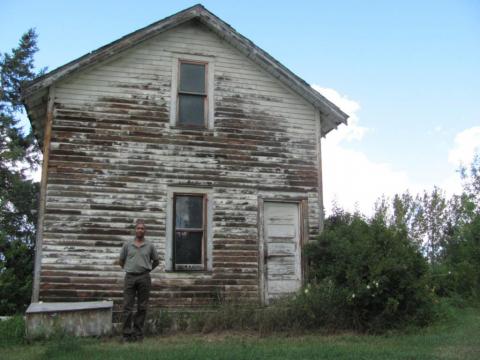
[0,29,42,314]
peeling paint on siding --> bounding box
[36,21,323,311]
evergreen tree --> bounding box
[0,29,41,314]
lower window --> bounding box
[173,194,206,271]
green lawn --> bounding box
[3,307,480,360]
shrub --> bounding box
[305,211,435,332]
[148,309,173,335]
[442,213,480,300]
[0,315,25,347]
[285,280,350,331]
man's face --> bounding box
[135,223,145,240]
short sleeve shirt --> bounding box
[119,240,159,274]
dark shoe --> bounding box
[121,336,134,343]
[132,334,144,342]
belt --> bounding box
[126,271,149,276]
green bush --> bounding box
[283,280,350,331]
[148,309,173,335]
[304,211,435,332]
[429,263,458,298]
[442,214,480,300]
[0,315,25,347]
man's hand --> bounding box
[114,259,124,268]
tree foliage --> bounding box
[440,157,480,299]
[305,211,434,332]
[0,29,41,314]
[302,156,480,331]
[370,158,480,300]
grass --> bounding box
[2,306,480,360]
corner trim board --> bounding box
[31,85,55,302]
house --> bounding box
[23,4,348,310]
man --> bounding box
[119,219,159,342]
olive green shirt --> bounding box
[119,240,159,274]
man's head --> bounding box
[135,219,146,241]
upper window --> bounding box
[177,61,207,128]
[173,194,206,271]
[170,55,214,130]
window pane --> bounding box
[175,231,203,264]
[175,195,203,228]
[180,63,205,93]
[178,94,205,126]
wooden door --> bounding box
[263,201,302,304]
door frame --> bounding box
[258,196,309,305]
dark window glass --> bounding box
[173,194,205,269]
[178,94,204,127]
[177,62,207,127]
[174,231,203,264]
[175,195,203,228]
[179,63,205,94]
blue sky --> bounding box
[2,0,479,213]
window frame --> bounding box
[169,54,215,130]
[176,60,208,129]
[172,193,207,271]
[165,186,213,273]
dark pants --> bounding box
[122,272,151,339]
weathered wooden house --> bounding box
[24,4,348,310]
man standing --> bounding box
[119,219,159,342]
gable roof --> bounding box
[24,4,348,136]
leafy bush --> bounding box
[305,211,435,332]
[441,213,480,300]
[283,280,350,331]
[0,315,25,347]
[0,240,34,315]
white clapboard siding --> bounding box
[39,20,322,308]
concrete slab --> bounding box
[25,301,113,339]
[27,301,113,313]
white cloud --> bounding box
[313,85,423,215]
[439,173,463,197]
[322,144,419,215]
[439,126,480,196]
[312,85,367,145]
[315,89,478,214]
[448,126,480,167]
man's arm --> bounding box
[151,244,160,270]
[118,243,127,268]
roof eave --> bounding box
[23,4,204,98]
[23,4,349,135]
[194,9,349,129]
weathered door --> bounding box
[263,201,302,304]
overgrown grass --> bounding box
[146,296,341,336]
[0,315,26,347]
[3,306,480,360]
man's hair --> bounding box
[135,219,145,227]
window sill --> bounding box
[170,126,214,134]
[160,271,213,279]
